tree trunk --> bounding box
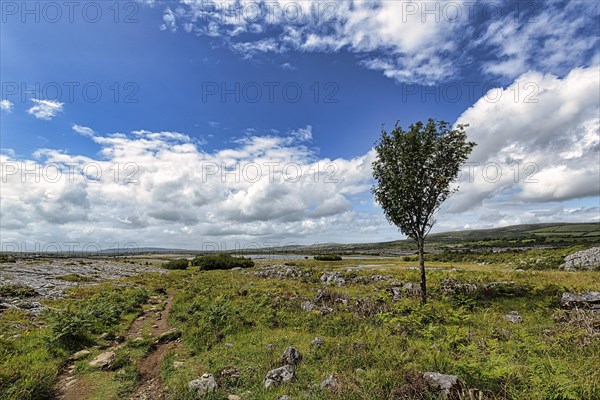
[418,238,427,304]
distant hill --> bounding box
[3,223,598,256]
[261,222,600,255]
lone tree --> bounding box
[372,119,475,304]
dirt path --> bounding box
[128,293,176,400]
[54,292,177,400]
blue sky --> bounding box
[1,1,599,251]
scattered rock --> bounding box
[281,346,303,366]
[311,337,324,347]
[391,283,421,300]
[172,361,185,369]
[351,274,393,284]
[264,365,295,389]
[440,278,478,293]
[320,374,338,391]
[88,351,115,369]
[278,396,290,400]
[71,349,91,360]
[220,366,241,379]
[253,265,308,280]
[155,328,182,343]
[560,247,600,271]
[227,395,242,400]
[320,272,346,286]
[504,311,522,323]
[561,292,600,310]
[188,373,217,395]
[300,300,332,315]
[423,372,463,398]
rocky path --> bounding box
[54,292,178,400]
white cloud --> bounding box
[479,1,599,80]
[0,125,379,249]
[155,1,599,84]
[159,0,469,84]
[0,99,13,113]
[27,99,64,120]
[72,124,95,138]
[160,7,177,32]
[449,66,600,213]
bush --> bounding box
[0,284,36,298]
[191,253,254,270]
[162,259,189,270]
[314,254,343,261]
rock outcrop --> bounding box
[560,247,600,271]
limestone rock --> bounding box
[264,365,295,389]
[188,373,217,395]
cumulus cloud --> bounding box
[0,126,379,249]
[27,99,64,120]
[0,99,13,113]
[448,66,600,213]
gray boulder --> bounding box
[264,365,295,389]
[88,351,115,369]
[320,374,338,391]
[188,373,217,395]
[281,346,303,366]
[504,311,523,323]
[560,247,600,271]
[423,372,463,398]
[561,292,600,309]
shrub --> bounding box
[191,254,254,270]
[314,254,343,261]
[0,284,37,298]
[162,259,189,270]
[57,274,94,282]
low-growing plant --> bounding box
[191,253,254,270]
[314,254,343,261]
[57,273,94,282]
[162,259,189,270]
[0,284,37,298]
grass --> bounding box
[1,251,599,399]
[0,284,37,298]
[57,273,95,282]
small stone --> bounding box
[71,349,91,360]
[172,361,185,369]
[320,374,338,391]
[156,328,182,343]
[88,351,115,369]
[264,365,295,389]
[227,395,241,400]
[188,373,217,395]
[423,372,463,397]
[220,366,241,379]
[504,311,522,324]
[281,346,303,366]
[65,379,77,388]
[311,337,324,347]
[225,342,233,348]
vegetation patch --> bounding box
[57,273,95,283]
[0,284,37,298]
[162,259,189,270]
[314,254,343,261]
[191,253,254,270]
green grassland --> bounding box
[1,247,599,400]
